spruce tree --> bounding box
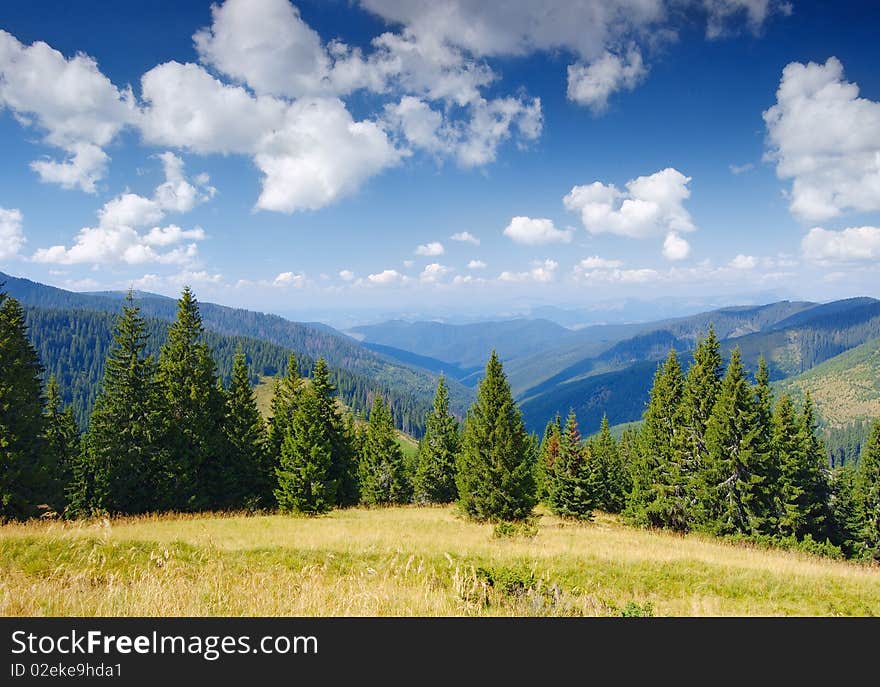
[773,395,808,539]
[0,291,46,519]
[414,375,460,504]
[536,414,561,501]
[548,409,593,519]
[590,415,628,513]
[71,292,162,515]
[312,358,358,506]
[275,387,336,515]
[42,376,78,513]
[359,396,411,505]
[828,464,863,557]
[855,419,880,559]
[456,351,535,522]
[795,393,831,539]
[222,349,270,509]
[156,287,226,510]
[752,356,778,533]
[625,349,686,530]
[701,348,765,535]
[267,355,303,473]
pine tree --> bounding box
[71,292,162,515]
[677,327,723,503]
[0,291,46,519]
[855,419,880,559]
[536,414,561,501]
[42,376,78,513]
[456,351,535,522]
[590,415,628,513]
[312,358,358,506]
[773,395,809,539]
[752,356,778,533]
[795,393,831,540]
[156,287,226,510]
[275,388,335,515]
[414,375,460,504]
[701,348,765,535]
[359,396,411,505]
[222,349,269,509]
[548,409,593,519]
[267,355,303,476]
[625,349,687,530]
[828,464,863,558]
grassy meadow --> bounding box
[2,506,878,617]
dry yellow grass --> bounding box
[1,506,878,617]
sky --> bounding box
[1,0,879,325]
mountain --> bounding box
[518,298,880,434]
[1,272,473,433]
[347,318,577,379]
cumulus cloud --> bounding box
[450,231,480,245]
[415,241,445,256]
[0,208,25,260]
[467,259,486,269]
[564,167,695,239]
[31,153,212,265]
[577,255,623,269]
[764,57,880,222]
[499,258,558,283]
[339,269,355,281]
[566,48,646,112]
[420,262,450,282]
[368,268,404,284]
[0,30,136,191]
[662,231,691,261]
[573,266,660,284]
[273,271,306,287]
[729,254,758,269]
[801,226,880,263]
[503,216,573,245]
[704,0,792,39]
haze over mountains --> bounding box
[4,270,880,439]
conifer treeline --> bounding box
[2,287,879,561]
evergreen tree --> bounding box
[625,349,687,530]
[70,293,162,515]
[700,348,765,535]
[413,375,460,504]
[267,354,303,475]
[548,409,593,519]
[275,388,335,515]
[828,464,863,557]
[359,396,411,505]
[795,393,831,539]
[854,419,880,559]
[677,327,723,506]
[456,351,535,522]
[156,287,226,510]
[589,415,628,513]
[536,414,562,502]
[312,358,358,506]
[222,349,270,509]
[752,356,778,533]
[773,394,815,540]
[0,291,46,519]
[42,376,78,513]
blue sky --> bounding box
[1,0,879,323]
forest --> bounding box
[1,287,878,562]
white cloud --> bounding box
[564,168,695,238]
[420,262,449,282]
[801,226,880,263]
[704,0,792,39]
[503,216,573,245]
[31,154,212,266]
[573,266,661,284]
[368,268,403,284]
[467,259,486,269]
[499,258,558,283]
[729,162,754,175]
[415,241,445,256]
[450,231,480,245]
[578,255,623,269]
[662,231,691,261]
[729,254,758,269]
[0,208,25,260]
[0,30,136,191]
[566,48,646,112]
[763,57,880,222]
[339,269,355,281]
[132,270,223,293]
[402,260,414,269]
[273,270,306,288]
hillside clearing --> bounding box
[1,507,877,617]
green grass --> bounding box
[1,507,878,616]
